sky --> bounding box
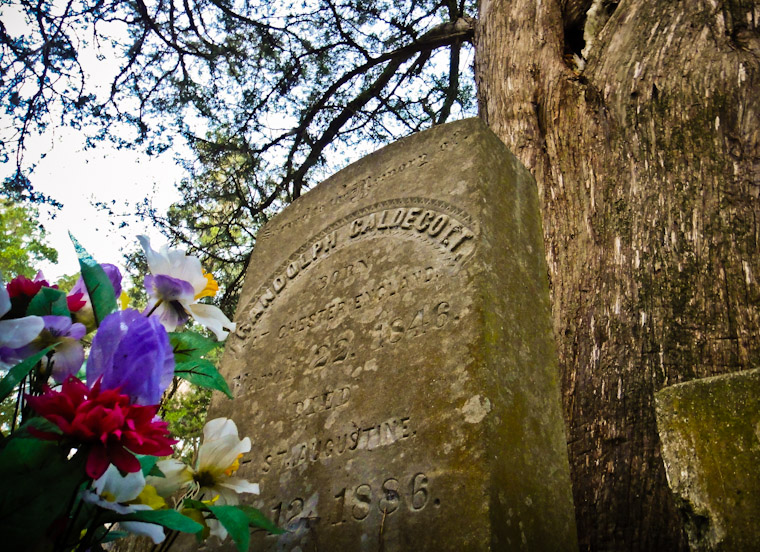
[16,129,184,282]
[2,1,185,283]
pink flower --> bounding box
[26,377,177,479]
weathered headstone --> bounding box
[207,118,577,551]
[655,368,760,551]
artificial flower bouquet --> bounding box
[0,235,282,551]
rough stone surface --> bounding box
[201,118,577,551]
[655,369,760,551]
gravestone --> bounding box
[655,368,760,551]
[208,118,578,551]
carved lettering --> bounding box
[268,472,436,531]
[372,301,456,349]
[262,416,415,473]
[293,386,351,419]
[239,199,476,328]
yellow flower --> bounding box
[119,290,131,310]
[194,272,219,300]
[131,484,166,510]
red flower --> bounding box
[6,274,54,299]
[26,377,177,479]
[66,292,87,312]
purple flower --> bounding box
[24,316,87,382]
[0,279,44,370]
[70,263,123,299]
[138,236,235,340]
[144,274,195,330]
[87,309,175,405]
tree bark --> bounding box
[476,0,760,549]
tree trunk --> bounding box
[475,0,760,549]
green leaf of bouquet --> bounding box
[181,501,284,538]
[169,331,221,363]
[138,454,159,477]
[116,509,204,534]
[174,358,232,398]
[15,415,63,439]
[206,505,251,552]
[0,440,87,548]
[0,344,57,401]
[101,530,129,543]
[180,498,209,511]
[70,233,117,326]
[26,286,71,317]
[238,505,287,535]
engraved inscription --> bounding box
[348,208,474,256]
[328,126,470,207]
[277,298,348,340]
[371,300,455,349]
[315,260,369,290]
[292,386,351,419]
[260,416,415,473]
[233,198,477,331]
[266,472,436,530]
[231,366,294,397]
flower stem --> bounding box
[55,477,90,552]
[146,299,164,317]
[10,375,25,434]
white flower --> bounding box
[149,418,259,541]
[82,465,166,544]
[137,236,236,340]
[0,280,44,370]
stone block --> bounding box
[655,368,760,551]
[206,118,578,551]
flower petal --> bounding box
[0,282,10,317]
[95,464,146,503]
[120,505,166,544]
[198,418,250,473]
[218,477,260,495]
[80,489,136,514]
[50,339,85,383]
[189,303,236,341]
[145,274,195,303]
[198,435,250,474]
[138,236,207,293]
[0,316,44,348]
[88,309,175,405]
[203,418,239,441]
[87,445,111,479]
[148,459,194,498]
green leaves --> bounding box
[0,439,87,548]
[169,331,220,363]
[182,499,284,552]
[0,344,57,401]
[170,331,231,398]
[138,454,161,477]
[238,504,287,535]
[70,233,117,326]
[26,286,70,317]
[114,508,204,534]
[175,359,232,398]
[206,505,251,552]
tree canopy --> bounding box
[0,199,58,279]
[2,0,476,308]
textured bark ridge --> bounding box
[476,0,760,549]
